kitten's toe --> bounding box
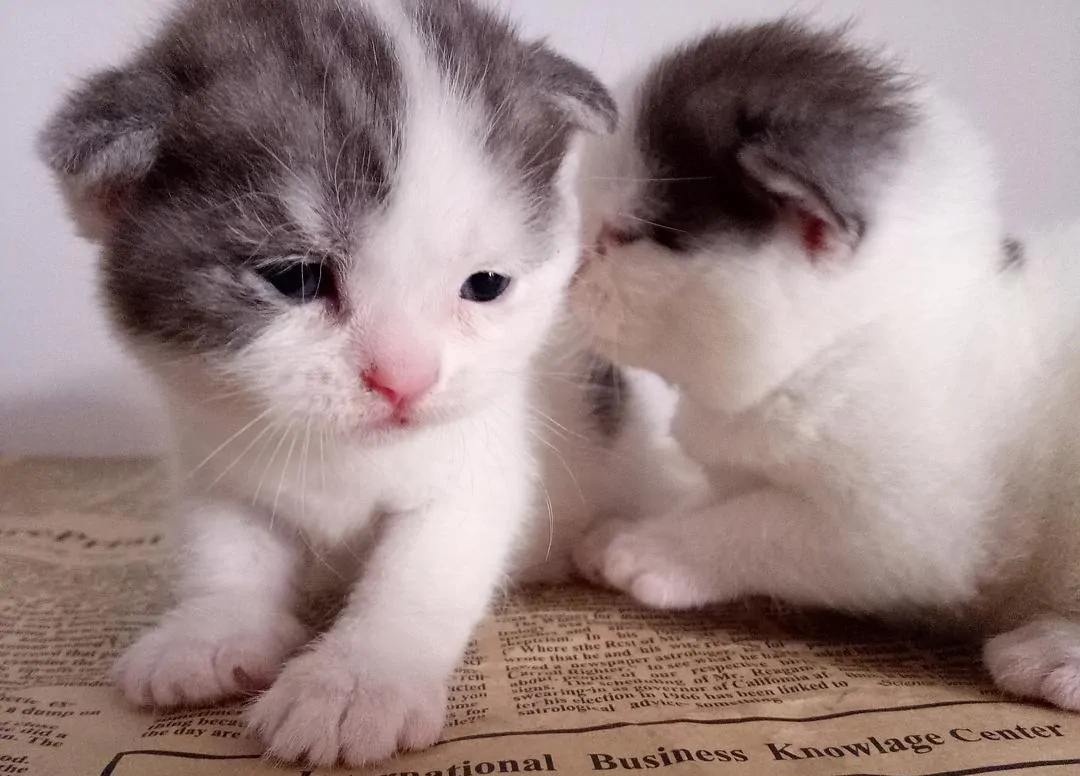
[984,618,1080,710]
[574,519,711,610]
[247,647,446,767]
[112,604,309,709]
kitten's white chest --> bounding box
[192,431,446,548]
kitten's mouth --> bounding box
[370,412,417,432]
[364,405,444,435]
[390,409,417,429]
[352,401,467,439]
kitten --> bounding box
[38,0,684,766]
[570,19,1080,712]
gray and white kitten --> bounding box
[572,20,1080,712]
[39,0,689,766]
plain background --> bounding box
[2,0,1078,456]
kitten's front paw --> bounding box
[574,518,713,610]
[112,605,309,709]
[984,619,1080,710]
[247,647,447,767]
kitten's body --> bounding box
[40,0,686,766]
[571,21,1080,710]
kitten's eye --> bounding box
[460,272,512,303]
[610,228,644,247]
[598,224,645,250]
[258,262,335,303]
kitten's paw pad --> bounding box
[112,608,309,709]
[247,649,446,767]
[984,619,1080,710]
[574,520,709,610]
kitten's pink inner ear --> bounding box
[63,181,128,244]
[791,207,859,263]
[799,212,829,257]
[737,145,858,261]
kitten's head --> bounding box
[572,21,997,412]
[40,0,616,440]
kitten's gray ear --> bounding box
[38,65,174,241]
[737,143,862,257]
[529,46,618,135]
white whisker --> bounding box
[253,426,292,511]
[615,210,689,235]
[207,419,278,491]
[187,407,273,479]
[271,427,301,531]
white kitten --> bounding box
[571,20,1080,711]
[38,0,688,766]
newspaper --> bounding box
[1,457,1079,776]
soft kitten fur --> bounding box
[571,19,1080,712]
[39,0,688,766]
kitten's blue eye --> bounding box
[460,272,512,303]
[259,262,334,303]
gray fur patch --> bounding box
[39,67,173,189]
[630,20,918,252]
[409,0,616,225]
[1001,237,1025,271]
[42,0,405,352]
[586,360,628,440]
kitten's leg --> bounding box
[112,500,309,708]
[575,487,843,610]
[246,461,527,767]
[983,619,1080,710]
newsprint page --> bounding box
[2,459,1079,776]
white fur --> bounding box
[109,7,688,767]
[572,78,1080,711]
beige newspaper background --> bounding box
[1,457,1079,776]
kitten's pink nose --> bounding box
[362,364,438,409]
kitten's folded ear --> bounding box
[736,141,864,260]
[38,64,174,242]
[529,46,618,135]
